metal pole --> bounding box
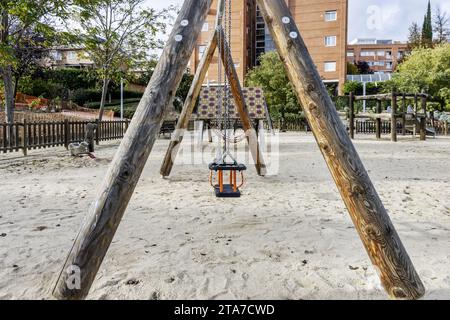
[363,82,367,113]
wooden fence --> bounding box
[0,120,129,156]
[355,120,407,135]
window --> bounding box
[198,45,206,59]
[361,51,375,57]
[347,51,354,57]
[67,51,77,60]
[325,11,337,21]
[324,61,336,72]
[324,36,337,47]
[50,50,62,61]
[202,23,209,32]
[377,51,385,56]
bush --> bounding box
[33,68,97,90]
[70,88,103,106]
[342,81,384,96]
[21,78,69,100]
[84,98,141,109]
[106,102,140,119]
[71,89,143,107]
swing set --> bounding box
[53,0,425,300]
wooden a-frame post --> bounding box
[256,0,424,299]
[159,30,218,177]
[217,28,267,176]
[160,0,266,177]
[52,0,214,300]
[160,0,222,178]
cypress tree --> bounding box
[421,0,433,46]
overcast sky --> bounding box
[146,0,450,42]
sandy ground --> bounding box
[0,132,449,300]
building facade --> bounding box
[347,39,408,74]
[189,0,348,92]
[46,46,94,69]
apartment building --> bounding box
[347,38,408,74]
[190,0,348,92]
[46,46,94,69]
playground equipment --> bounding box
[192,86,272,146]
[53,0,425,300]
[347,92,432,141]
[206,3,253,198]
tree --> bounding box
[434,7,449,44]
[73,0,172,121]
[392,44,450,111]
[346,62,359,75]
[0,0,67,128]
[355,61,373,74]
[12,27,49,99]
[422,0,433,47]
[246,51,300,118]
[407,22,422,51]
[133,58,191,112]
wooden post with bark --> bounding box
[52,0,214,300]
[256,0,424,299]
[376,100,382,139]
[349,92,355,139]
[391,91,397,142]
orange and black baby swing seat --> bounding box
[209,162,246,198]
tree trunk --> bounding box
[98,77,110,121]
[2,66,15,141]
[13,75,19,100]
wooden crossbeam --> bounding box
[52,0,214,300]
[256,0,424,299]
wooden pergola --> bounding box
[53,0,425,300]
[348,92,429,141]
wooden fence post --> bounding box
[53,0,214,300]
[22,119,28,156]
[376,100,382,139]
[420,95,427,141]
[64,119,69,150]
[413,94,418,136]
[349,92,355,139]
[95,119,100,145]
[256,0,424,300]
[402,93,406,136]
[391,91,397,142]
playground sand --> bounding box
[0,132,449,300]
